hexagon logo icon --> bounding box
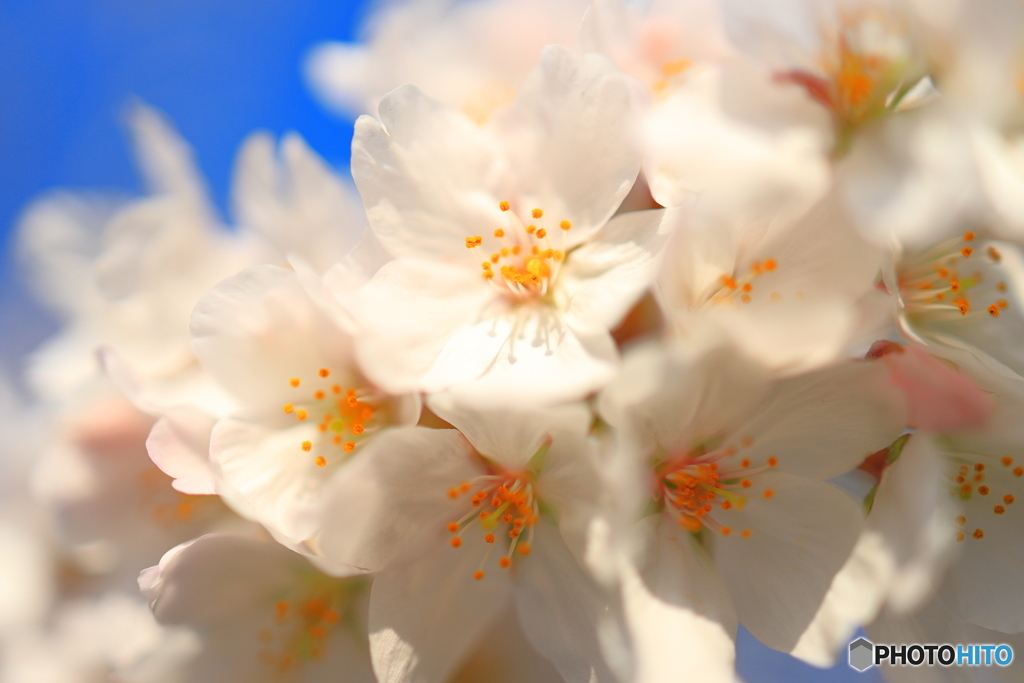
[849,637,874,671]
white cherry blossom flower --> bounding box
[595,343,907,674]
[350,45,671,404]
[721,0,931,152]
[656,192,886,373]
[313,398,616,683]
[182,264,419,546]
[884,231,1024,389]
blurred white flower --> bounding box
[306,0,589,122]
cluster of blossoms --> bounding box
[7,0,1024,681]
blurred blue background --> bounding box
[0,1,884,680]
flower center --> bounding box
[445,471,539,580]
[465,202,572,303]
[776,4,917,147]
[897,232,1011,321]
[281,368,383,468]
[257,578,361,674]
[706,258,779,307]
[950,456,1021,543]
[656,440,779,538]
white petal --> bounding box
[370,535,513,683]
[232,132,364,272]
[351,85,509,262]
[191,264,356,408]
[437,308,620,407]
[316,428,481,571]
[598,342,772,456]
[127,102,211,214]
[209,414,327,541]
[427,394,591,470]
[515,521,617,683]
[490,45,640,245]
[732,360,907,480]
[560,208,674,333]
[353,259,494,395]
[144,534,312,627]
[791,436,956,666]
[714,472,863,654]
[619,517,738,683]
[146,408,217,495]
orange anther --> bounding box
[290,378,301,387]
[325,610,339,623]
[536,228,547,239]
[741,529,752,538]
[332,435,342,445]
[332,384,341,394]
[767,457,778,467]
[532,208,543,218]
[314,390,325,400]
[473,571,485,580]
[955,515,966,526]
[518,544,532,556]
[484,533,495,544]
[721,500,733,510]
[963,232,975,242]
[979,485,990,495]
[315,456,327,467]
[318,369,330,378]
[559,220,571,230]
[343,442,355,453]
[740,294,752,303]
[973,528,984,539]
[351,424,364,435]
[763,489,774,499]
[448,522,460,533]
[740,459,750,468]
[499,201,510,211]
[720,275,738,290]
[526,225,536,235]
[741,479,752,488]
[998,299,1009,309]
[1015,467,1023,477]
[296,409,308,421]
[955,299,969,315]
[450,537,462,548]
[961,247,974,258]
[499,557,511,568]
[283,403,295,414]
[460,482,471,492]
[493,228,505,238]
[956,531,965,542]
[763,259,777,271]
[988,305,1000,317]
[301,441,312,452]
[509,529,520,539]
[465,236,483,248]
[1005,494,1016,505]
[994,505,1006,514]
[721,527,732,535]
[976,463,985,471]
[741,283,753,293]
[448,489,459,499]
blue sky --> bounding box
[0,2,885,680]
